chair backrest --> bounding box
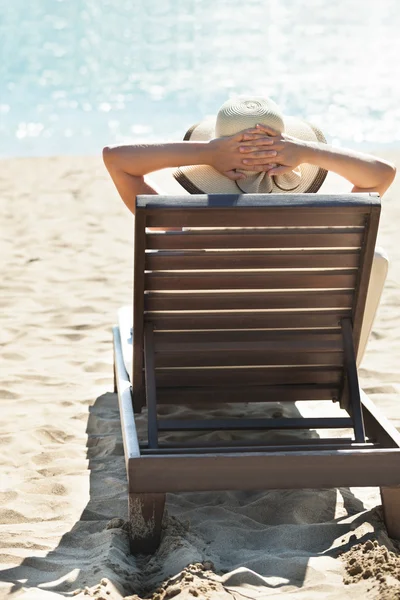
[132,194,380,411]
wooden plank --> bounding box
[144,323,158,449]
[128,448,400,493]
[148,310,349,330]
[157,417,352,432]
[154,329,342,345]
[150,437,361,448]
[155,350,343,368]
[144,270,357,291]
[137,192,380,210]
[352,205,381,355]
[143,437,370,451]
[145,249,361,270]
[157,384,341,404]
[146,229,364,250]
[112,327,141,465]
[132,210,147,412]
[155,336,343,354]
[142,442,378,454]
[144,208,368,228]
[155,365,342,387]
[145,290,354,311]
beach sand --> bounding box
[0,154,399,599]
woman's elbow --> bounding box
[102,145,115,168]
[384,161,396,186]
[375,161,396,197]
[102,145,137,174]
[381,161,396,187]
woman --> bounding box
[103,96,395,214]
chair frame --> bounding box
[112,193,400,554]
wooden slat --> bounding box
[145,249,361,271]
[148,437,361,449]
[144,207,368,228]
[138,193,380,210]
[155,366,342,387]
[146,229,364,250]
[155,337,343,354]
[148,310,349,330]
[145,270,357,291]
[145,290,353,311]
[128,449,400,493]
[155,350,343,368]
[157,417,353,431]
[154,329,342,345]
[138,194,379,231]
[142,441,378,454]
[157,384,341,403]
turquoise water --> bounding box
[1,0,400,157]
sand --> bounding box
[0,153,399,600]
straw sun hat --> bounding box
[173,96,328,194]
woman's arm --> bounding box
[103,142,210,214]
[239,124,396,197]
[103,131,277,214]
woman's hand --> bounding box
[238,123,309,175]
[208,126,280,181]
[242,124,396,196]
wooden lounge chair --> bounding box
[112,193,400,554]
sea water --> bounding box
[1,0,400,157]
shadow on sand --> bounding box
[0,391,380,598]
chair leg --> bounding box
[128,492,166,554]
[380,486,400,539]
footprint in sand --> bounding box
[0,491,18,504]
[84,362,109,373]
[2,352,26,361]
[59,333,84,341]
[22,481,69,496]
[0,509,32,524]
[34,427,73,444]
[363,385,398,394]
[0,389,20,400]
[31,451,55,466]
